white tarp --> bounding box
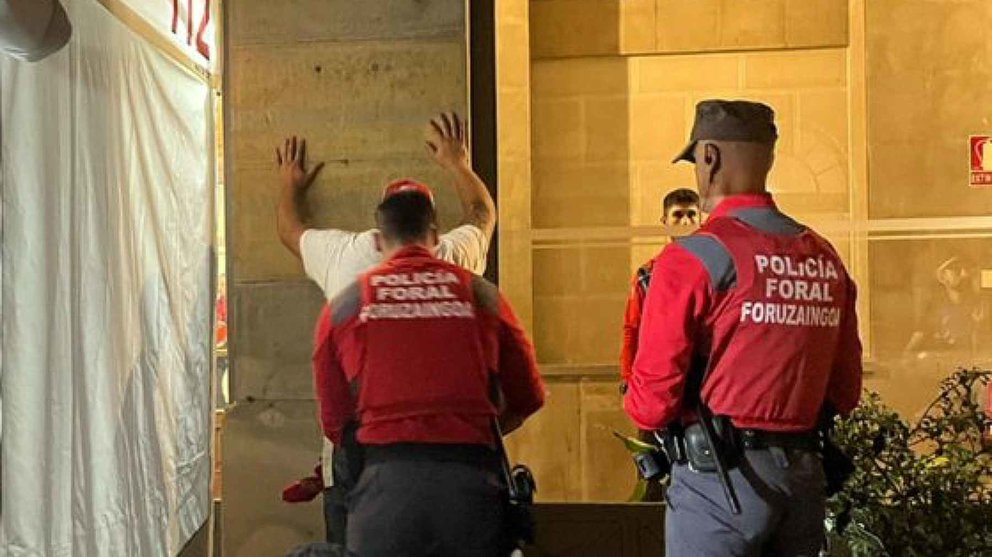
[0,0,213,554]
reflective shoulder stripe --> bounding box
[675,234,737,292]
[471,275,501,315]
[330,281,363,326]
[731,207,805,236]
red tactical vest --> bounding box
[695,215,851,432]
[355,253,497,441]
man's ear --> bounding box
[704,143,720,166]
[428,225,440,247]
[704,143,722,185]
[374,230,384,253]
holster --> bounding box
[501,464,537,552]
[491,408,537,554]
[639,421,737,477]
[682,418,740,473]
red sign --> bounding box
[971,135,992,188]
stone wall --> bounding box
[530,0,847,58]
[866,0,992,219]
[861,0,992,415]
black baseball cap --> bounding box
[673,100,779,163]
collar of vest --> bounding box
[707,193,777,221]
[386,245,436,262]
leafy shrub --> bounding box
[827,368,992,557]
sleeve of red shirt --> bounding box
[826,278,863,416]
[620,273,644,383]
[624,243,711,431]
[312,305,355,446]
[495,293,546,431]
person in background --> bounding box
[313,188,544,557]
[904,255,988,360]
[274,112,496,548]
[619,188,700,501]
[620,188,701,394]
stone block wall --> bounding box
[529,0,848,58]
[866,0,992,219]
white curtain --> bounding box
[0,0,213,554]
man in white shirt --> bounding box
[274,112,496,546]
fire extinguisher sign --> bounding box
[970,135,992,188]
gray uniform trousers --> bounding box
[666,448,826,557]
[346,458,505,557]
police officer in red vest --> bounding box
[624,100,863,556]
[313,186,545,557]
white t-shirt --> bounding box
[299,224,490,484]
[300,224,488,300]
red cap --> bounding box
[382,179,435,205]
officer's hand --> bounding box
[276,136,325,194]
[426,112,469,172]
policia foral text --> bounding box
[313,189,546,557]
[624,100,864,557]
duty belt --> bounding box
[677,422,820,457]
[735,428,820,452]
[364,442,500,469]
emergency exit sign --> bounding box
[971,135,992,188]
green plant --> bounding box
[827,368,992,557]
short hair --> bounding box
[375,191,437,243]
[663,188,700,212]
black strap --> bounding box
[489,373,525,499]
[490,418,519,499]
[692,357,742,514]
[695,399,741,514]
